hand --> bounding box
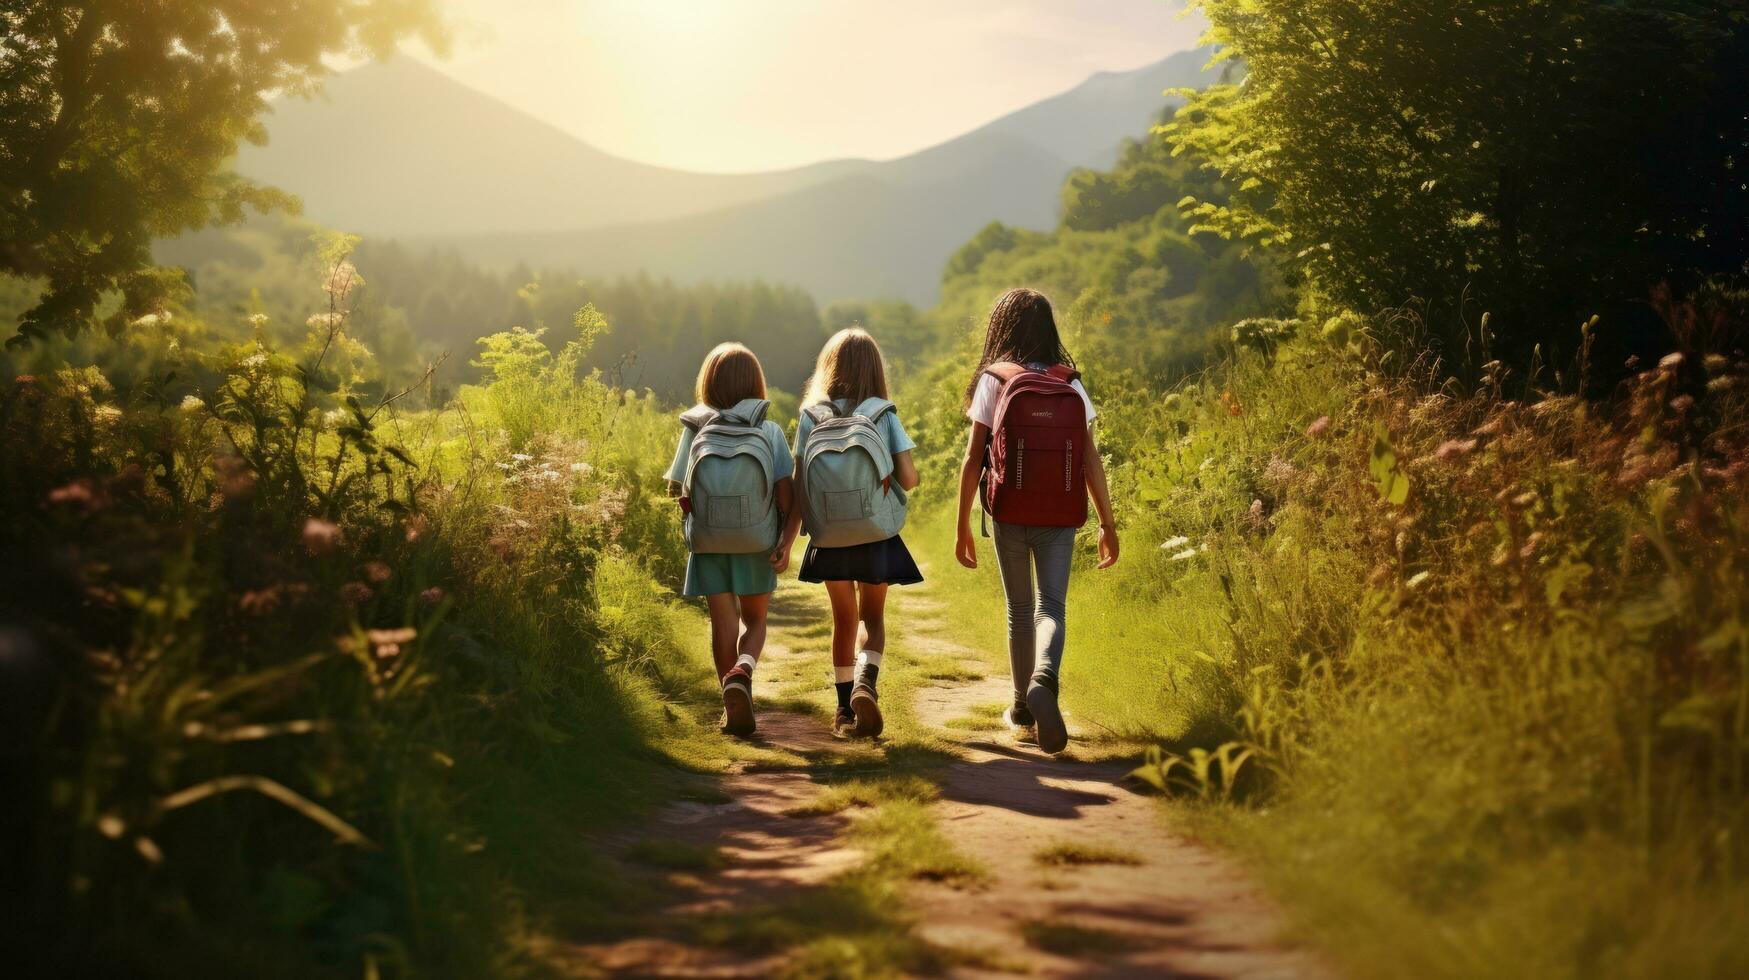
[1097,524,1119,569]
[770,546,791,574]
[955,524,978,569]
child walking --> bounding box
[953,288,1119,753]
[667,343,794,737]
[776,328,922,738]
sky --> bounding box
[414,1,1206,173]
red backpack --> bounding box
[980,362,1089,528]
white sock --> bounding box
[834,664,855,683]
[856,649,883,670]
[734,652,758,673]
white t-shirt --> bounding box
[966,364,1097,429]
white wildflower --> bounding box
[1159,535,1191,551]
[242,352,269,370]
[245,313,269,328]
[1406,571,1432,589]
[179,395,205,413]
[1168,547,1199,562]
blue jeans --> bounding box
[991,522,1075,697]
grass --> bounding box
[1033,841,1144,867]
[627,839,731,873]
[1019,921,1148,957]
[913,332,1749,978]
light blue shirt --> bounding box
[792,401,916,458]
[665,418,794,485]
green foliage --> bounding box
[959,328,1749,975]
[1167,0,1749,367]
[1,249,708,975]
[0,2,446,340]
[152,217,830,402]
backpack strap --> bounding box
[850,397,896,423]
[803,402,842,426]
[1047,364,1081,384]
[984,361,1027,383]
[716,397,769,427]
[679,404,717,433]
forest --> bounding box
[4,1,1748,977]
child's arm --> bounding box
[954,423,990,568]
[892,450,920,491]
[1085,427,1119,569]
[773,458,804,570]
[770,476,796,572]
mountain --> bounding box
[234,49,1219,304]
[233,58,855,236]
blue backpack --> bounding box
[799,398,908,548]
[679,399,780,554]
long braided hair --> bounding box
[963,288,1076,407]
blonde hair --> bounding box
[694,342,768,409]
[803,327,889,407]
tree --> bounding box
[0,2,446,342]
[1168,0,1749,370]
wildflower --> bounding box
[1263,457,1298,485]
[1519,531,1545,559]
[366,626,415,659]
[323,408,347,427]
[129,312,164,328]
[510,453,534,464]
[246,313,269,328]
[48,480,103,511]
[1159,535,1190,551]
[1305,416,1331,439]
[302,517,342,556]
[179,395,205,413]
[1707,376,1736,394]
[240,352,269,372]
[1433,438,1477,462]
[1658,352,1684,371]
[1249,498,1266,519]
[306,312,344,331]
[338,581,374,605]
[361,561,393,584]
[324,262,359,296]
[1168,547,1199,562]
[214,454,256,499]
[419,586,446,606]
[1668,394,1694,413]
[1406,571,1432,589]
[404,514,428,543]
[93,405,123,424]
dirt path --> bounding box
[575,570,1326,978]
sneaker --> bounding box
[721,667,756,737]
[832,705,857,737]
[1004,696,1034,728]
[850,678,884,738]
[1026,679,1067,754]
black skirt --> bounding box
[799,534,924,586]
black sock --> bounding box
[835,681,853,710]
[857,664,879,687]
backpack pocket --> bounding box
[707,494,748,528]
[825,489,867,521]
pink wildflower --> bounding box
[302,518,341,556]
[1305,416,1332,439]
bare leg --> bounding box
[823,580,860,672]
[855,582,888,654]
[704,593,740,680]
[737,593,770,668]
